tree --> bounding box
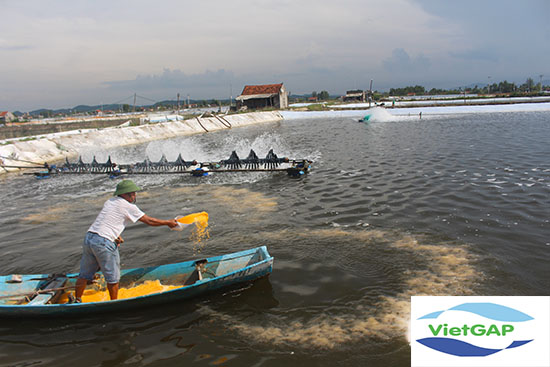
[521,78,535,92]
[318,91,329,100]
[497,81,516,93]
[389,85,426,96]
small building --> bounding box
[0,111,16,123]
[236,83,288,110]
[343,90,366,103]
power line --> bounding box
[112,95,135,105]
[111,93,201,108]
[135,94,157,103]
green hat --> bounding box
[114,180,141,196]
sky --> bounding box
[1,0,549,111]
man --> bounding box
[74,180,178,302]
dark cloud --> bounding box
[101,69,243,100]
[105,69,235,89]
[0,45,32,51]
[382,48,431,73]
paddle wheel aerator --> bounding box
[32,149,312,178]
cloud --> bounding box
[449,48,499,63]
[382,48,431,73]
[101,69,253,102]
[0,38,32,51]
[0,45,32,51]
[1,0,549,111]
[105,69,235,90]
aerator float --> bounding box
[15,149,311,178]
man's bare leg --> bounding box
[74,278,88,302]
[107,282,119,300]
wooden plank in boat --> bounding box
[27,278,67,305]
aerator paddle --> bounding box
[172,212,209,231]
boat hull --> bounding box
[0,246,273,317]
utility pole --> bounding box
[133,93,137,113]
[369,79,373,108]
[230,83,233,109]
[177,93,180,115]
[539,74,544,91]
[487,76,491,94]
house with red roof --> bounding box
[0,111,16,123]
[235,83,288,110]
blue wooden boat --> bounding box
[0,246,273,317]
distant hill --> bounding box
[19,98,232,117]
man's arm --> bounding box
[139,214,178,228]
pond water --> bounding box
[0,109,548,366]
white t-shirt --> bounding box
[88,197,145,242]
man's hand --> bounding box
[115,236,124,245]
[139,215,179,229]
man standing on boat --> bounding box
[74,180,178,302]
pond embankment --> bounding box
[0,111,282,174]
[0,117,144,140]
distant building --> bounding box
[0,111,16,123]
[343,90,366,103]
[236,83,288,110]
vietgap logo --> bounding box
[417,302,532,356]
[411,297,550,367]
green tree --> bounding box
[497,81,516,93]
[521,78,535,92]
[318,91,329,100]
[389,85,426,96]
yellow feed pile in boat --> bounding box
[81,280,182,303]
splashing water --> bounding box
[361,107,397,123]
